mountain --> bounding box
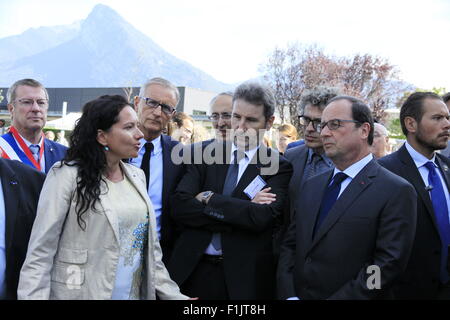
[0,4,233,92]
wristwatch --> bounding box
[201,191,214,204]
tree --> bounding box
[260,43,411,128]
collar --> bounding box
[333,153,373,179]
[231,143,260,162]
[307,148,333,166]
[139,135,162,156]
[18,132,42,147]
[405,141,437,169]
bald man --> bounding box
[371,123,390,159]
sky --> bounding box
[0,0,449,90]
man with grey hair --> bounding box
[283,86,339,222]
[168,81,292,299]
[371,122,390,158]
[208,91,233,141]
[129,77,185,266]
[0,79,67,173]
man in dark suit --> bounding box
[379,92,450,299]
[277,96,417,299]
[129,77,184,264]
[0,79,67,173]
[168,82,292,299]
[0,158,45,299]
[285,87,339,218]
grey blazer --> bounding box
[18,162,187,300]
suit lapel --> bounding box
[301,170,332,250]
[398,145,439,232]
[436,155,450,191]
[161,135,174,213]
[44,139,54,173]
[0,162,20,257]
[307,160,376,255]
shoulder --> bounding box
[161,134,180,149]
[0,158,46,182]
[375,162,414,191]
[284,145,307,161]
[46,139,68,151]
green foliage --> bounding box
[0,89,3,104]
[387,118,405,140]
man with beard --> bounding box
[379,92,450,299]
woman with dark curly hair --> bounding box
[17,95,189,300]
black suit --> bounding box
[130,134,185,264]
[379,144,450,299]
[277,158,417,299]
[168,140,292,299]
[1,158,45,299]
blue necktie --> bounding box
[424,161,450,283]
[313,172,348,238]
[211,150,246,250]
[29,144,40,162]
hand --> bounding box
[251,187,276,204]
[195,192,204,202]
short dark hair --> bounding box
[400,91,443,136]
[442,92,450,104]
[233,81,275,121]
[327,95,375,145]
[299,86,340,114]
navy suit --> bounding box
[277,159,417,299]
[168,140,292,299]
[1,158,45,299]
[379,144,450,299]
[43,139,67,173]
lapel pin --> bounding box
[443,165,448,172]
[10,180,18,185]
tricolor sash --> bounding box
[0,127,44,171]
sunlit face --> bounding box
[231,99,274,149]
[134,84,177,139]
[302,104,324,150]
[277,133,295,153]
[370,123,389,158]
[414,98,450,151]
[99,106,144,160]
[8,85,48,132]
[176,119,194,144]
[320,99,369,167]
[210,94,233,140]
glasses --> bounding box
[298,115,322,132]
[141,97,176,115]
[15,98,48,108]
[208,112,232,121]
[317,119,361,132]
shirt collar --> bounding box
[231,143,260,162]
[307,148,333,166]
[18,133,42,147]
[405,141,437,169]
[333,153,373,179]
[139,135,162,155]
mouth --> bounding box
[439,132,450,139]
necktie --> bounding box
[313,172,348,238]
[211,150,246,251]
[305,153,322,181]
[140,142,153,189]
[29,144,40,162]
[424,161,450,283]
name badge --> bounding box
[244,175,267,200]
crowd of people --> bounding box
[0,77,450,300]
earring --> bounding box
[104,145,109,151]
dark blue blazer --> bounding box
[1,158,45,299]
[44,139,67,173]
[286,139,305,151]
[277,159,417,299]
[379,144,450,299]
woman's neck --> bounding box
[104,158,124,182]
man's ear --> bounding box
[404,116,417,134]
[97,129,107,147]
[265,115,275,130]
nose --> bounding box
[320,124,331,138]
[31,100,41,112]
[135,127,144,140]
